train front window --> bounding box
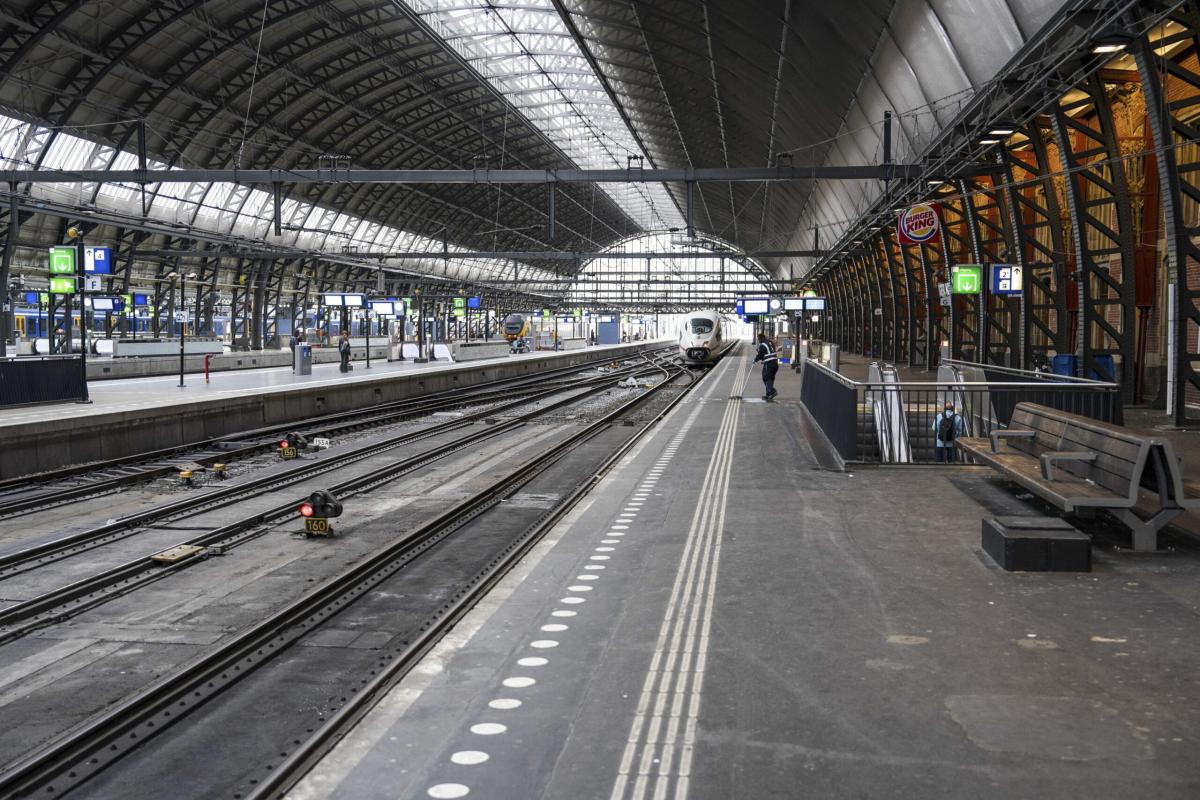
[689,319,713,335]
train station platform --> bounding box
[292,350,1200,800]
[0,341,668,479]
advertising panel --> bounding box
[896,203,941,245]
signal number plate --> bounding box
[280,447,298,459]
[305,518,330,534]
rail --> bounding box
[799,359,1123,465]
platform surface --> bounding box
[0,342,659,429]
[290,352,1200,800]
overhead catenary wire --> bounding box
[234,0,272,172]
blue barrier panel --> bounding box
[798,361,858,461]
[0,356,85,406]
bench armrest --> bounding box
[990,430,1035,453]
[1040,451,1097,481]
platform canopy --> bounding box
[0,0,1073,297]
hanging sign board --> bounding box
[897,203,941,245]
[467,296,481,309]
[990,264,1023,295]
[84,247,113,274]
[48,247,76,275]
[49,277,76,294]
[951,264,982,294]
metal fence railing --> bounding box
[799,359,1124,465]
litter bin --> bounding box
[1051,354,1078,377]
[295,344,312,375]
[1089,354,1116,382]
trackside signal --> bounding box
[280,432,308,459]
[299,489,342,536]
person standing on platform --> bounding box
[932,400,965,463]
[288,331,298,371]
[338,329,351,373]
[754,332,778,401]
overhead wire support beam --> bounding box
[349,250,826,260]
[0,165,990,185]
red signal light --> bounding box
[299,502,315,517]
[280,440,290,449]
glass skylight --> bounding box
[407,0,685,232]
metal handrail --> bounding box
[856,380,1119,389]
[940,357,1109,385]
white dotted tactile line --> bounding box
[611,357,753,800]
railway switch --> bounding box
[299,489,343,536]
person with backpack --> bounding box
[754,332,779,401]
[932,400,965,462]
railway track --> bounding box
[0,346,729,800]
[0,349,670,517]
[0,350,681,642]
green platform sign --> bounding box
[951,264,982,294]
[49,277,76,294]
[453,297,465,311]
[48,246,76,275]
[542,308,552,318]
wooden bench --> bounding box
[958,402,1199,551]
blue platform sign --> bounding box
[23,291,38,304]
[467,296,481,309]
[84,246,113,274]
[133,293,150,306]
[735,299,744,316]
[990,264,1023,295]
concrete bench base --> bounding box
[981,516,1091,572]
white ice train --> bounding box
[678,311,724,365]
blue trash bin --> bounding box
[1051,354,1078,377]
[1089,354,1115,382]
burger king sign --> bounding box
[897,203,942,245]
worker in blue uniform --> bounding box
[754,332,778,401]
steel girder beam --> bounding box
[1000,124,1071,368]
[898,243,925,368]
[860,252,883,358]
[873,235,902,362]
[880,231,908,364]
[0,165,970,185]
[343,250,820,261]
[939,191,980,362]
[964,176,1022,367]
[1136,5,1200,423]
[1051,72,1137,400]
[851,258,866,356]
